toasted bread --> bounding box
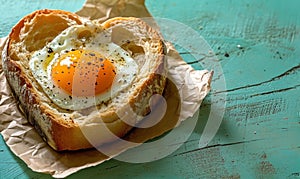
[2,9,166,151]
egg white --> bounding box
[29,22,138,110]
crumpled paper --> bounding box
[76,0,152,22]
[0,0,212,178]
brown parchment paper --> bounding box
[0,0,212,178]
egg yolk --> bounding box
[51,50,116,97]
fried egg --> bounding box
[29,22,138,110]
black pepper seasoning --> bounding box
[47,48,53,53]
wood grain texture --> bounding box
[1,0,300,178]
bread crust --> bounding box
[2,10,166,151]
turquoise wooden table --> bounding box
[1,0,300,178]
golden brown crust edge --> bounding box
[2,10,166,151]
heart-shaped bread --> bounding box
[2,9,166,151]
